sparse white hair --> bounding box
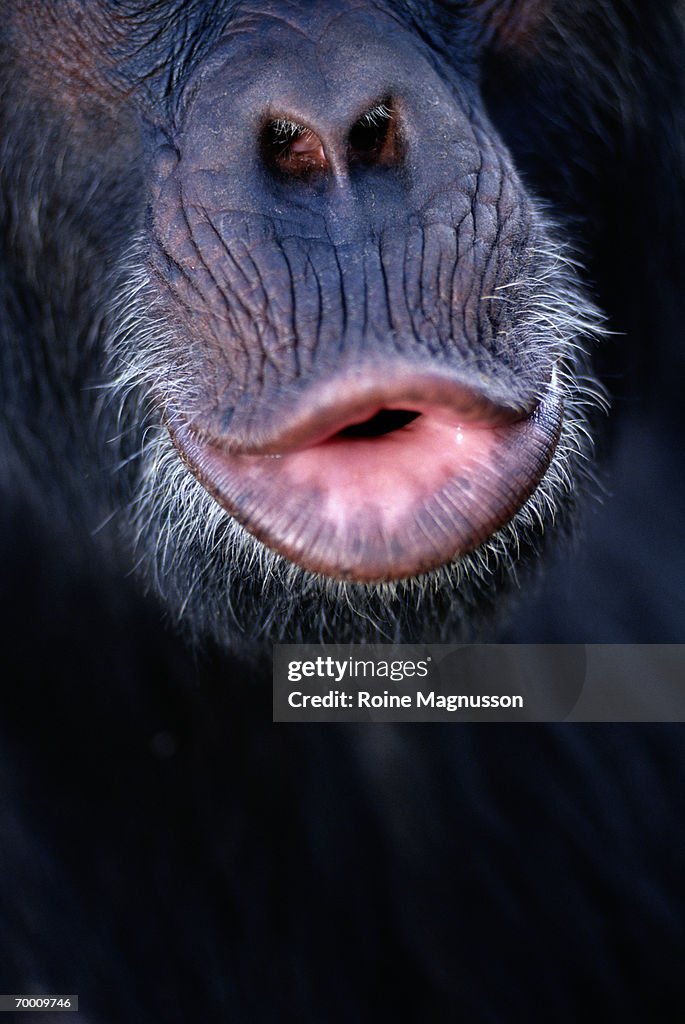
[105,215,607,650]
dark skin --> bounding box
[151,1,564,580]
[1,1,683,651]
[1,3,685,1022]
[2,0,607,648]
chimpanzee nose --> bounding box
[260,98,403,180]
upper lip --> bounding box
[188,363,540,456]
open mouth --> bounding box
[168,369,562,583]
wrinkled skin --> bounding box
[142,3,578,591]
[132,0,603,645]
[2,5,685,1024]
[1,0,610,648]
[0,1,682,652]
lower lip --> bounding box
[169,390,562,583]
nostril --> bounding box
[262,99,401,179]
[262,118,328,179]
[338,409,420,439]
[348,98,401,167]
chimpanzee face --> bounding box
[3,1,606,645]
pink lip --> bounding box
[167,371,562,583]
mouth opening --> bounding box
[338,408,421,439]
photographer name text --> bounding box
[287,690,524,711]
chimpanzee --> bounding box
[0,1,684,1022]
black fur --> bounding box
[1,2,684,1021]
